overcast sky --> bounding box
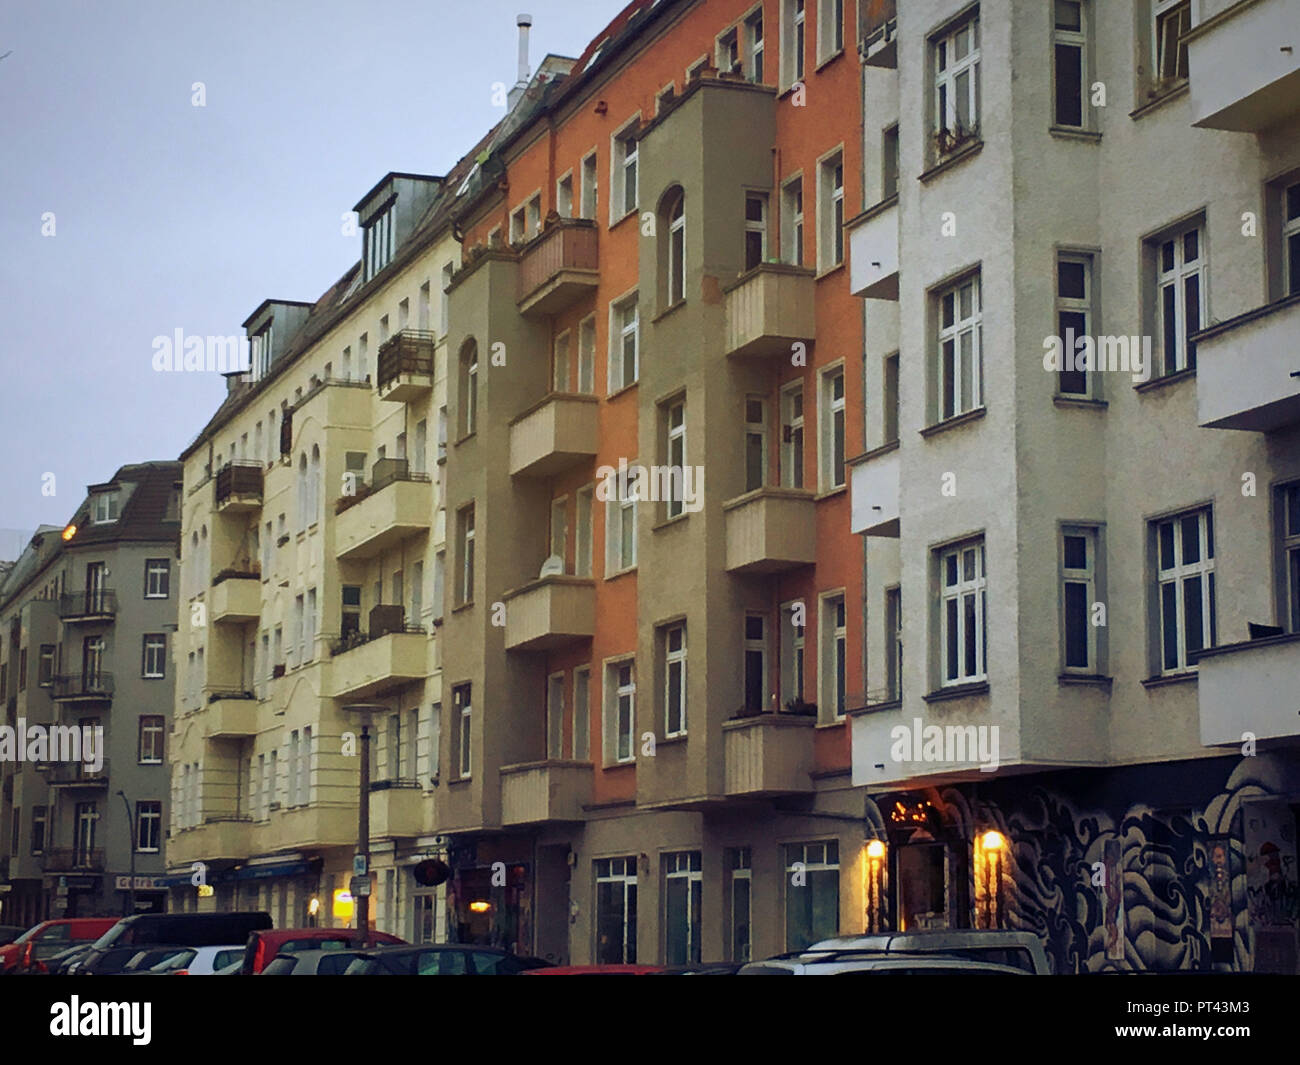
[0,0,621,554]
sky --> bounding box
[0,0,623,556]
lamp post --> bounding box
[116,790,135,916]
[342,704,384,945]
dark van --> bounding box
[76,912,272,975]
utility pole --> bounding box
[116,790,135,916]
[356,723,370,942]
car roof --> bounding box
[271,947,364,959]
[810,930,1042,950]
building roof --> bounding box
[65,461,183,549]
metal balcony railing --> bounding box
[334,457,430,514]
[42,847,106,872]
[59,589,117,620]
[43,759,111,787]
[377,330,437,391]
[214,461,264,506]
[517,219,599,303]
[52,672,114,700]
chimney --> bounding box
[509,13,533,109]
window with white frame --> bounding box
[817,0,843,63]
[138,715,165,764]
[781,0,807,87]
[459,340,479,436]
[510,203,527,245]
[664,624,687,737]
[783,178,804,266]
[1283,182,1300,298]
[818,152,844,269]
[144,559,170,599]
[820,367,845,489]
[576,484,594,578]
[363,204,395,281]
[578,316,596,393]
[547,673,566,760]
[1062,527,1100,673]
[1053,0,1088,128]
[663,851,703,966]
[456,505,475,605]
[785,840,839,950]
[885,586,902,701]
[550,496,568,570]
[454,683,472,779]
[142,634,167,679]
[606,479,637,575]
[781,382,805,488]
[820,593,847,719]
[554,331,571,393]
[574,667,591,760]
[743,614,767,713]
[609,295,639,392]
[666,191,686,306]
[744,193,768,271]
[745,396,768,492]
[728,847,752,962]
[1154,508,1215,674]
[939,539,987,686]
[746,8,765,82]
[1279,483,1300,632]
[1153,0,1190,85]
[91,490,120,525]
[526,193,541,239]
[936,273,982,420]
[717,27,740,72]
[557,173,574,219]
[607,660,636,764]
[1153,222,1206,376]
[594,856,638,964]
[136,801,162,853]
[933,15,981,144]
[440,262,454,335]
[612,121,639,220]
[664,398,686,519]
[581,152,598,219]
[1056,253,1095,397]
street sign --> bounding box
[352,855,368,877]
[349,875,371,897]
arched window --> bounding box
[659,187,686,309]
[459,340,479,437]
[310,445,322,524]
[298,453,308,530]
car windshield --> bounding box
[89,922,129,950]
[11,925,43,946]
[150,950,197,973]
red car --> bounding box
[0,918,120,974]
[241,928,406,974]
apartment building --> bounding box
[0,463,181,922]
[847,0,1300,972]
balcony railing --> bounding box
[335,458,431,515]
[43,759,111,787]
[43,847,106,873]
[517,219,600,318]
[58,589,117,622]
[214,461,264,510]
[859,0,897,67]
[52,672,114,701]
[377,330,437,401]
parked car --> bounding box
[522,964,666,975]
[213,958,243,975]
[803,930,1051,975]
[41,942,98,975]
[260,948,369,975]
[0,926,28,946]
[145,945,246,975]
[77,912,272,975]
[345,944,553,975]
[118,946,194,974]
[739,951,1030,975]
[0,918,119,974]
[240,928,406,975]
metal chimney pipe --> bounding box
[516,13,533,89]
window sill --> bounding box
[609,207,639,233]
[657,734,687,747]
[454,431,476,447]
[853,697,901,715]
[1135,368,1194,394]
[604,565,638,582]
[1141,671,1198,689]
[814,484,848,502]
[606,381,639,402]
[923,681,990,704]
[652,512,689,533]
[652,300,687,325]
[777,80,805,101]
[920,406,986,438]
[1058,673,1113,690]
[848,439,900,467]
[815,49,844,74]
[451,600,473,614]
[1053,395,1108,410]
[919,139,984,184]
[1048,125,1101,144]
[448,776,472,787]
[1129,81,1189,121]
[815,717,847,730]
[815,261,846,283]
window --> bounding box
[782,177,804,266]
[744,193,768,271]
[1154,508,1216,674]
[781,600,806,705]
[358,333,368,382]
[440,262,454,335]
[744,615,767,713]
[817,0,844,63]
[882,124,900,201]
[606,476,637,575]
[785,840,839,950]
[781,382,805,488]
[663,851,702,965]
[557,173,574,218]
[364,204,396,280]
[655,83,677,115]
[454,683,472,778]
[821,594,847,719]
[577,316,596,393]
[1153,222,1206,376]
[142,634,167,679]
[609,295,639,392]
[727,848,752,962]
[418,284,430,331]
[717,27,740,72]
[301,726,312,802]
[526,194,541,239]
[666,191,686,306]
[934,15,981,143]
[575,484,594,578]
[745,396,768,492]
[305,587,317,662]
[139,715,165,764]
[574,667,591,760]
[38,645,55,686]
[936,274,983,420]
[136,801,162,852]
[510,204,527,245]
[782,0,807,87]
[413,419,427,475]
[30,806,46,856]
[547,673,566,759]
[883,352,900,444]
[595,857,638,964]
[818,152,844,269]
[820,368,846,489]
[554,331,571,393]
[664,399,687,519]
[1153,0,1190,85]
[612,120,639,220]
[939,539,988,686]
[1283,182,1300,298]
[457,506,475,605]
[664,624,687,737]
[91,490,120,524]
[1278,484,1300,631]
[607,660,636,763]
[9,807,19,857]
[885,587,902,700]
[144,559,170,599]
[254,323,273,379]
[1062,527,1100,673]
[1056,254,1095,396]
[581,151,598,219]
[1053,0,1088,127]
[459,341,479,435]
[550,497,569,570]
[746,9,765,82]
[432,553,445,621]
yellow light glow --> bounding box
[468,900,491,913]
[61,524,77,541]
[197,884,214,898]
[866,840,886,860]
[332,889,355,921]
[981,830,1006,852]
[308,896,320,916]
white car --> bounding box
[739,951,1028,975]
[805,930,1051,974]
[146,945,247,975]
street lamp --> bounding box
[116,790,135,916]
[342,703,386,944]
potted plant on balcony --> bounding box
[934,121,978,156]
[782,697,818,717]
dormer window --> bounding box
[253,322,273,379]
[91,490,120,525]
[364,204,396,281]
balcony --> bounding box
[59,589,116,624]
[329,627,427,700]
[1188,0,1300,132]
[503,576,595,651]
[171,818,252,863]
[1196,632,1300,746]
[267,802,356,852]
[295,377,372,426]
[500,761,592,825]
[334,459,433,561]
[42,848,106,873]
[508,394,599,478]
[848,198,899,299]
[377,330,437,403]
[850,445,900,536]
[43,759,110,789]
[723,488,817,573]
[52,672,113,703]
[722,264,816,359]
[369,781,426,838]
[517,219,600,318]
[214,462,264,512]
[723,714,815,796]
[859,0,897,68]
[206,693,259,739]
[1196,295,1300,432]
[211,572,261,624]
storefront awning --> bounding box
[226,860,309,881]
